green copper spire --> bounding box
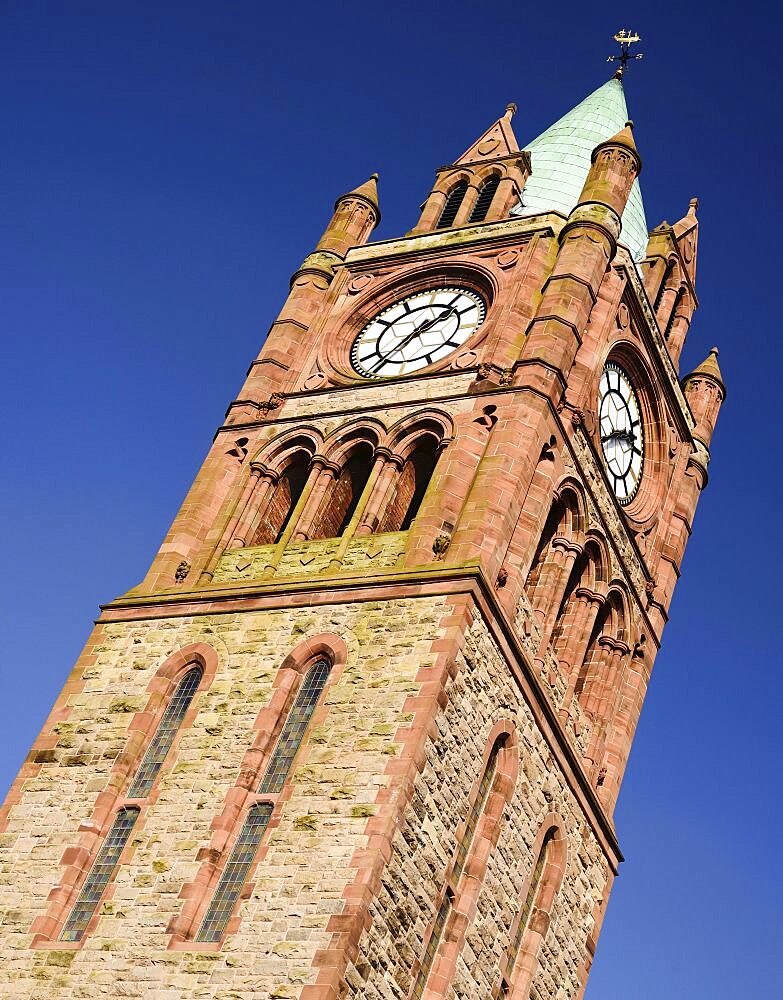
[513,77,648,262]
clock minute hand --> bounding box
[369,306,457,373]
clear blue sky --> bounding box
[1,3,780,997]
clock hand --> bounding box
[369,306,457,373]
[601,429,635,446]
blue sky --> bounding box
[1,2,780,997]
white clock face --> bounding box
[599,362,644,504]
[350,287,486,378]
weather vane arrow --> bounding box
[607,29,644,77]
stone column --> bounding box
[557,589,605,712]
[290,458,340,542]
[197,463,276,584]
[353,449,400,536]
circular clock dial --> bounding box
[598,362,644,504]
[350,287,486,378]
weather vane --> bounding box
[607,30,644,76]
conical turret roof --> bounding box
[512,78,648,262]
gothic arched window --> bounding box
[379,438,439,533]
[60,665,204,941]
[250,453,310,546]
[436,180,468,229]
[195,658,331,943]
[500,828,557,997]
[469,175,500,223]
[411,733,511,999]
[311,444,374,539]
[60,807,140,942]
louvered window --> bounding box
[469,175,500,223]
[436,180,468,229]
[196,659,331,942]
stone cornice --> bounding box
[101,564,623,873]
[342,214,556,271]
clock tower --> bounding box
[0,74,722,1000]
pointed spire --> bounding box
[688,347,725,392]
[337,173,380,219]
[673,196,698,238]
[513,77,648,261]
[455,105,520,163]
[593,120,640,163]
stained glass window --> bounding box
[128,667,203,799]
[411,737,505,996]
[60,808,139,942]
[258,659,330,794]
[195,659,331,942]
[196,803,273,943]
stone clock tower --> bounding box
[0,74,722,1000]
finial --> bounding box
[370,172,379,181]
[625,120,634,129]
[505,102,517,119]
[607,29,644,74]
[710,346,718,356]
[689,196,699,215]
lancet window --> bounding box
[311,444,374,539]
[378,437,439,533]
[195,658,331,943]
[436,180,468,229]
[468,174,500,222]
[59,664,204,942]
[249,453,310,546]
[411,733,511,999]
[500,827,562,997]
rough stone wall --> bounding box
[343,617,609,1000]
[0,596,448,999]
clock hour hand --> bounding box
[369,306,457,373]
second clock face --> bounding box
[599,362,645,504]
[350,287,486,378]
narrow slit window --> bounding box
[411,738,503,998]
[195,658,331,942]
[60,807,139,942]
[501,829,555,995]
[196,803,273,943]
[436,181,468,229]
[128,666,203,799]
[469,175,500,223]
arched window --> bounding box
[411,734,510,999]
[469,175,500,223]
[196,659,331,943]
[59,665,203,942]
[60,807,140,942]
[436,180,468,229]
[500,828,556,997]
[311,444,374,540]
[128,666,203,798]
[379,438,439,533]
[250,454,310,546]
